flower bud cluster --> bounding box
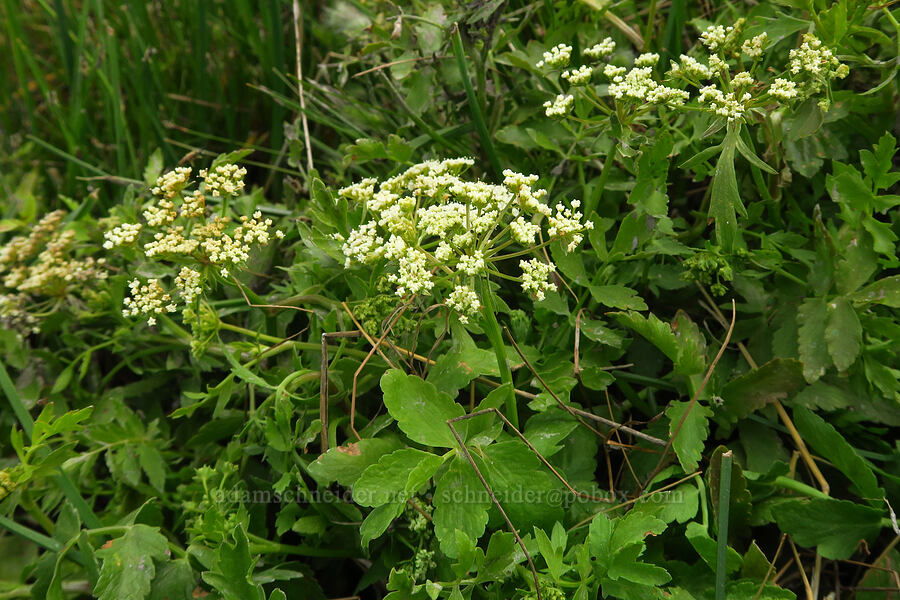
[536,44,572,69]
[0,210,107,333]
[336,159,592,323]
[105,162,283,325]
[539,24,848,129]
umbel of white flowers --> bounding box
[335,158,593,323]
[104,164,284,326]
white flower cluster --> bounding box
[605,65,689,106]
[108,163,283,326]
[200,163,248,197]
[447,285,480,323]
[741,33,767,60]
[174,267,203,303]
[103,222,142,249]
[123,278,176,326]
[699,20,746,55]
[152,167,192,199]
[543,93,574,117]
[536,44,572,69]
[768,78,798,101]
[562,65,593,85]
[0,210,107,333]
[789,34,849,83]
[634,53,660,67]
[669,54,711,81]
[584,38,615,60]
[698,85,749,122]
[519,259,556,301]
[336,159,592,322]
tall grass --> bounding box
[0,0,297,207]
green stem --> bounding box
[772,475,830,500]
[246,532,360,558]
[715,451,733,600]
[451,23,502,180]
[478,278,517,428]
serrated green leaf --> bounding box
[666,400,712,472]
[307,438,399,487]
[825,297,861,371]
[95,525,169,600]
[201,526,264,600]
[359,502,405,549]
[588,285,647,310]
[607,543,671,585]
[381,370,465,448]
[685,522,742,575]
[433,457,490,558]
[798,297,831,383]
[147,558,194,600]
[610,311,677,363]
[850,275,900,307]
[774,498,884,559]
[720,359,806,421]
[353,448,444,507]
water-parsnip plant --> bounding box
[336,158,592,424]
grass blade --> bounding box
[451,23,502,179]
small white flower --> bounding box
[634,52,660,67]
[543,94,574,117]
[584,38,615,60]
[741,33,767,60]
[768,78,798,101]
[446,285,480,323]
[536,43,572,69]
[519,259,557,301]
[561,65,593,85]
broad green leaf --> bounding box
[427,330,498,395]
[433,457,490,558]
[481,440,565,531]
[666,400,712,472]
[825,297,861,371]
[147,558,194,600]
[672,310,706,376]
[478,531,522,580]
[143,149,164,186]
[774,498,885,559]
[307,438,399,487]
[720,359,805,421]
[95,525,169,600]
[850,275,900,308]
[381,370,465,448]
[588,285,647,310]
[793,407,882,500]
[610,311,677,363]
[353,448,444,507]
[588,511,614,561]
[137,444,166,493]
[798,297,831,382]
[360,502,405,549]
